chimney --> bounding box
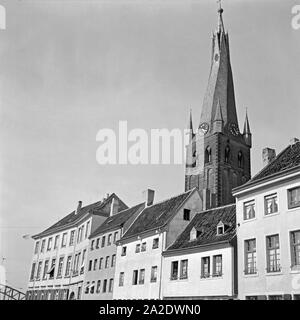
[110,197,119,216]
[143,189,155,207]
[290,137,299,146]
[75,201,82,215]
[262,148,276,167]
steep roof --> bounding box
[166,204,236,251]
[122,189,196,240]
[33,194,127,239]
[89,203,145,238]
[248,140,300,183]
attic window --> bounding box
[217,222,225,236]
[183,209,191,221]
[190,227,202,241]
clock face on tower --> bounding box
[199,122,209,135]
[229,123,239,136]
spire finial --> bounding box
[217,0,225,33]
[217,0,223,14]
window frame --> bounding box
[288,187,300,209]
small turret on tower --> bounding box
[243,110,252,147]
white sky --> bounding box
[0,0,299,290]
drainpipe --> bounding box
[158,231,165,300]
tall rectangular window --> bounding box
[183,209,191,221]
[139,269,145,284]
[243,200,255,220]
[93,259,98,270]
[54,235,60,249]
[245,239,257,274]
[213,255,222,277]
[111,254,116,267]
[121,246,127,256]
[30,262,36,281]
[119,272,124,286]
[36,261,43,280]
[201,257,210,278]
[57,257,64,278]
[43,260,49,280]
[264,194,278,215]
[107,234,112,246]
[65,256,72,277]
[41,239,46,253]
[96,238,100,249]
[135,244,141,253]
[290,230,300,268]
[105,256,110,268]
[266,234,281,272]
[99,257,103,270]
[61,233,67,248]
[141,242,147,252]
[47,237,53,251]
[113,231,118,244]
[171,261,178,280]
[109,279,114,292]
[96,280,101,293]
[88,260,92,271]
[151,266,157,282]
[85,221,90,239]
[34,241,40,254]
[288,187,300,209]
[152,238,159,249]
[49,258,56,279]
[180,260,188,279]
[101,236,106,248]
[132,270,138,285]
[69,231,75,246]
[102,279,107,293]
[91,240,95,251]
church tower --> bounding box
[185,5,252,209]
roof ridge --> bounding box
[104,202,144,219]
[195,202,235,215]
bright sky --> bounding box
[0,0,299,291]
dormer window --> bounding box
[217,222,225,235]
[190,227,203,241]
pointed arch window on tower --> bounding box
[225,146,230,163]
[205,147,212,164]
[238,151,244,168]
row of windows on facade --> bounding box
[170,255,222,280]
[90,231,119,251]
[246,294,300,300]
[118,266,158,287]
[34,221,91,255]
[203,146,244,168]
[243,186,300,221]
[85,278,114,295]
[88,254,116,272]
[26,289,69,300]
[120,237,160,257]
[30,248,87,282]
[244,230,300,275]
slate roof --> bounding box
[122,189,196,239]
[166,204,236,251]
[249,140,300,183]
[89,203,145,239]
[33,194,127,239]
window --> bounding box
[205,146,212,163]
[101,236,106,248]
[217,223,224,235]
[135,244,141,253]
[34,241,40,254]
[41,239,46,253]
[105,256,110,268]
[96,280,101,293]
[54,235,60,249]
[61,233,67,247]
[151,266,157,282]
[141,242,146,252]
[30,262,36,281]
[139,269,145,284]
[290,230,300,268]
[81,249,86,274]
[43,260,49,280]
[69,231,75,246]
[85,282,90,294]
[47,237,53,251]
[65,256,72,277]
[111,254,116,267]
[119,272,124,286]
[269,295,283,300]
[171,261,178,280]
[90,281,95,294]
[266,234,281,272]
[180,260,188,279]
[183,209,191,221]
[96,238,100,249]
[132,270,138,285]
[107,234,112,246]
[36,261,43,280]
[121,246,127,256]
[265,194,278,215]
[49,258,56,279]
[152,238,159,249]
[93,259,98,270]
[288,187,300,209]
[225,146,230,163]
[91,240,95,251]
[57,257,64,278]
[77,227,82,243]
[238,151,244,168]
[99,258,103,270]
[243,200,255,220]
[113,231,118,244]
[244,239,257,274]
[102,279,107,293]
[85,221,90,239]
[88,260,92,271]
[213,255,222,277]
[201,257,210,278]
[109,279,114,292]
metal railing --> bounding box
[0,284,26,300]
